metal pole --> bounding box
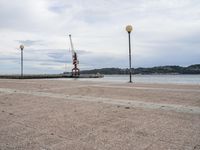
[128,32,132,83]
[21,49,23,77]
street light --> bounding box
[126,25,133,83]
[20,45,24,78]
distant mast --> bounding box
[69,34,80,77]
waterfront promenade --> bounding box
[0,79,200,149]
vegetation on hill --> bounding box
[80,64,200,75]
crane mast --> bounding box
[69,34,80,77]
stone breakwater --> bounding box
[0,74,104,79]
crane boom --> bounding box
[69,34,75,54]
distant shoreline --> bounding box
[0,64,199,76]
[80,64,200,75]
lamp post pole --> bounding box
[126,25,133,83]
[20,45,24,78]
[128,32,132,83]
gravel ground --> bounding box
[0,79,200,150]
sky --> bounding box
[0,0,200,74]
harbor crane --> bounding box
[69,34,80,77]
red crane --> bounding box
[69,34,80,77]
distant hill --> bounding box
[80,64,200,75]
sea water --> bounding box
[78,74,200,84]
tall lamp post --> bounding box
[20,45,24,78]
[126,25,133,83]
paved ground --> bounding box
[0,79,200,150]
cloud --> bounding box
[18,40,43,47]
[48,1,71,13]
[0,0,200,74]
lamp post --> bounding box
[126,25,133,83]
[20,45,24,78]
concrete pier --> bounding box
[0,79,200,149]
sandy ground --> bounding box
[0,79,200,150]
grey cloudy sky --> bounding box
[0,0,200,74]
